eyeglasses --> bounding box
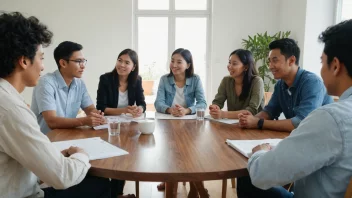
[66,59,87,66]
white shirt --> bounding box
[0,78,91,198]
[117,90,128,108]
[172,86,187,108]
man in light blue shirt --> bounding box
[238,19,352,198]
[31,41,105,134]
[31,41,132,197]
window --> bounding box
[134,0,211,111]
[336,0,352,23]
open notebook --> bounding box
[53,137,129,160]
[226,139,282,158]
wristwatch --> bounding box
[257,118,264,129]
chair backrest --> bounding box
[345,178,352,198]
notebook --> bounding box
[205,115,239,124]
[53,137,129,160]
[155,112,196,120]
[226,139,282,158]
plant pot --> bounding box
[264,92,273,105]
[142,80,154,95]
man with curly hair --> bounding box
[0,12,129,198]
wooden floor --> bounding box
[124,180,238,198]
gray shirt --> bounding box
[248,86,352,198]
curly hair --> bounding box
[0,12,53,78]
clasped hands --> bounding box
[168,104,190,117]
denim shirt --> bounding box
[263,67,333,128]
[248,86,352,198]
[154,74,207,114]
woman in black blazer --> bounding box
[97,49,146,117]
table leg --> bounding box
[222,179,227,198]
[135,181,139,198]
[165,182,177,198]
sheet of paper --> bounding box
[155,112,196,120]
[53,137,129,160]
[226,139,282,158]
[93,114,146,130]
[205,115,239,124]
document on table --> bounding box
[93,113,145,130]
[155,112,196,120]
[225,139,282,158]
[204,115,239,124]
[53,137,129,160]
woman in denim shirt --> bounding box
[154,48,207,116]
[154,48,208,197]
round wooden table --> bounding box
[48,119,289,197]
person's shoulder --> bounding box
[99,72,113,80]
[0,94,29,120]
[39,71,56,85]
[222,76,233,81]
[160,74,169,81]
[252,76,264,83]
[301,69,322,82]
[190,74,201,80]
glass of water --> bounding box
[107,117,120,136]
[196,107,205,121]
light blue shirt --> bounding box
[154,74,207,114]
[31,70,93,134]
[248,86,352,198]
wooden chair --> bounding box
[345,178,352,198]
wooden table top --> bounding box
[47,119,289,182]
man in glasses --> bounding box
[0,12,132,198]
[31,41,106,134]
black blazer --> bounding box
[96,72,146,112]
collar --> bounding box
[339,86,352,100]
[282,67,304,89]
[167,74,191,86]
[0,78,25,102]
[54,70,77,89]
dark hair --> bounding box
[0,12,53,78]
[269,38,300,65]
[168,48,194,78]
[54,41,83,70]
[230,49,258,100]
[112,49,139,87]
[319,19,352,77]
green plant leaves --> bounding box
[242,31,290,91]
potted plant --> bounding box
[141,62,160,95]
[242,31,291,104]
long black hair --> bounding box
[168,48,194,78]
[230,49,258,100]
[112,48,139,87]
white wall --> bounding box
[210,0,281,99]
[303,0,335,76]
[0,0,133,104]
[279,0,308,66]
[0,0,337,104]
[279,0,336,76]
